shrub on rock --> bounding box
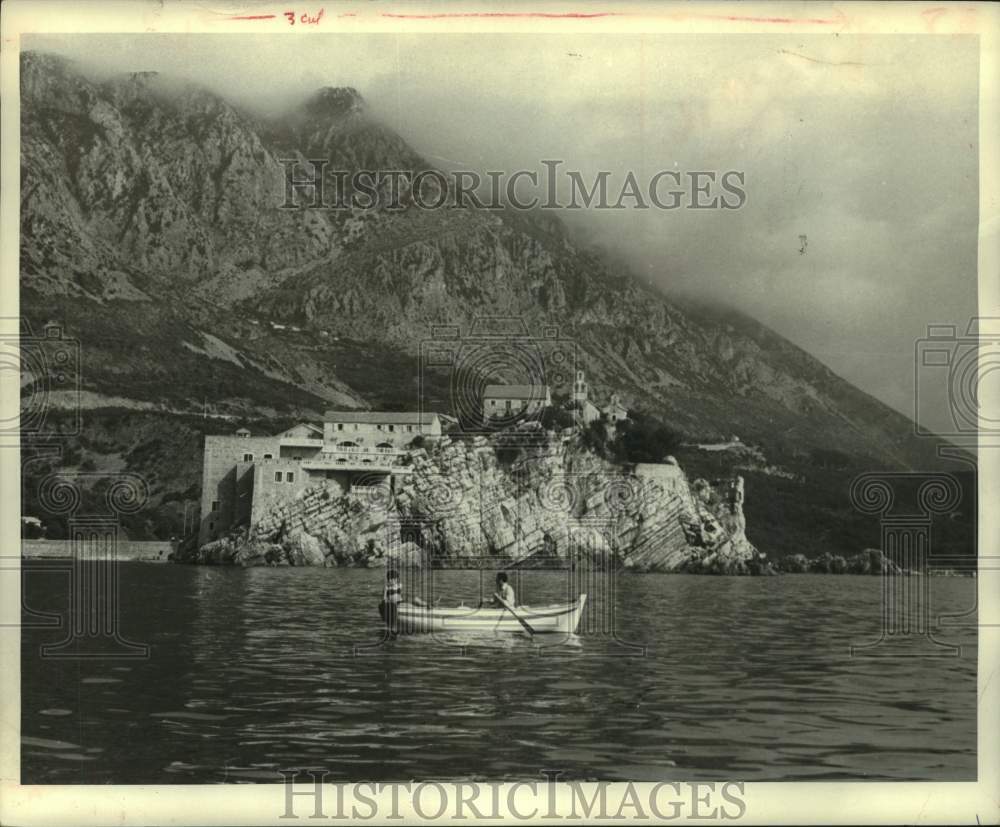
[779,553,810,573]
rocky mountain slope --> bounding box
[20,51,957,464]
[19,51,974,558]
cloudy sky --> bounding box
[27,33,980,419]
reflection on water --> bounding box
[21,563,976,783]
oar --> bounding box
[494,592,535,637]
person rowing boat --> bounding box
[397,592,588,635]
[384,568,587,637]
[492,572,516,608]
[480,572,515,608]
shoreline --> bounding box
[20,539,173,563]
[18,551,976,575]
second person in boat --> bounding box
[491,572,516,608]
[380,568,425,638]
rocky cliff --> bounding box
[192,433,764,573]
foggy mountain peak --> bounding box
[303,86,365,119]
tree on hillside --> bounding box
[580,417,610,456]
[611,410,683,464]
[539,404,576,432]
[809,447,851,470]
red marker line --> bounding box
[380,11,621,19]
[228,13,278,20]
[380,10,841,25]
[700,13,841,24]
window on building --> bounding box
[211,500,219,511]
[209,521,214,531]
[389,424,395,432]
[274,472,282,482]
[243,453,254,462]
[287,472,295,483]
[263,453,273,459]
[353,424,358,431]
[407,425,413,432]
[505,400,512,412]
[337,423,343,431]
[293,455,302,461]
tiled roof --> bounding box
[483,384,550,399]
[280,423,323,437]
[323,411,441,425]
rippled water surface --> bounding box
[22,563,977,783]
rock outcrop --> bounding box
[191,433,764,573]
[777,548,904,575]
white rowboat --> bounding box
[394,594,587,635]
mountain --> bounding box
[18,51,974,556]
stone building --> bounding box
[571,370,628,426]
[571,370,602,426]
[198,412,440,546]
[482,384,551,421]
[323,411,441,450]
[603,393,629,423]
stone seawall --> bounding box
[22,539,173,562]
[193,433,765,572]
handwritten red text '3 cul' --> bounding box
[284,9,325,25]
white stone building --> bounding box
[482,384,551,421]
[603,393,629,423]
[199,411,440,545]
[571,370,602,425]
